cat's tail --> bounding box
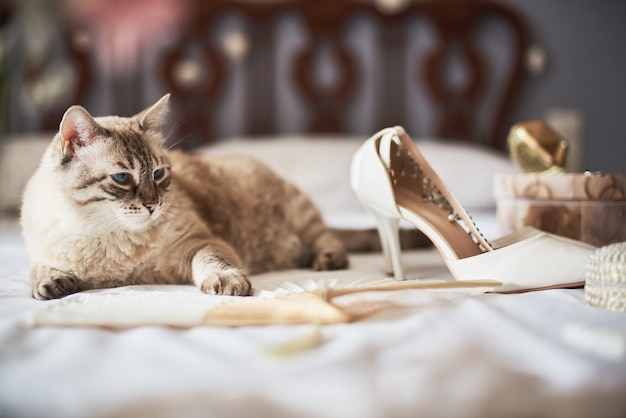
[330,228,431,253]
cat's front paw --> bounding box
[313,247,349,271]
[33,275,80,300]
[198,267,251,296]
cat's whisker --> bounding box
[83,212,120,232]
[84,207,132,231]
[163,113,196,150]
[164,114,183,140]
[166,131,196,150]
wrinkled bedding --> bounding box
[1,217,626,418]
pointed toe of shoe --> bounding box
[447,229,596,292]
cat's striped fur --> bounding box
[21,95,348,300]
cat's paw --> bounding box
[313,247,349,271]
[198,267,251,296]
[33,275,80,300]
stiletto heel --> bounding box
[371,210,404,281]
[351,126,596,292]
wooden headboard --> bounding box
[4,0,529,151]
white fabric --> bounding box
[2,217,626,418]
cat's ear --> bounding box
[59,105,100,163]
[137,93,170,132]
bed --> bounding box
[2,1,626,417]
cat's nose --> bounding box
[144,203,156,214]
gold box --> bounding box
[495,172,626,246]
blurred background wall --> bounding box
[1,0,625,172]
[500,0,626,173]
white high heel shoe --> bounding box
[351,126,596,292]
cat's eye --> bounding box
[153,168,165,181]
[111,172,132,185]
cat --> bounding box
[20,94,348,300]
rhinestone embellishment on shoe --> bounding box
[393,143,493,252]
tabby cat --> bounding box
[21,94,348,300]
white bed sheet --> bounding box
[1,217,626,418]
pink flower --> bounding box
[67,0,190,74]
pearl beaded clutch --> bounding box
[585,242,626,312]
